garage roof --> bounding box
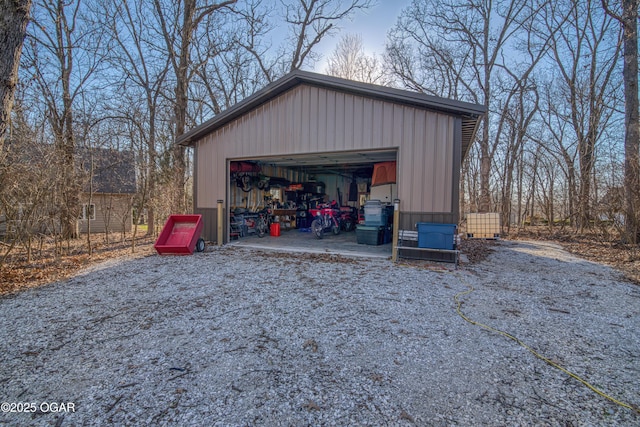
[177,70,485,158]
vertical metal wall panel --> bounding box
[451,118,462,224]
[347,95,358,148]
[194,207,217,242]
[246,111,255,155]
[291,88,302,155]
[409,108,423,209]
[261,104,270,153]
[195,85,457,219]
[196,136,219,208]
[396,111,455,214]
[270,101,279,150]
[395,104,409,210]
[333,91,345,152]
[373,100,385,148]
[427,112,439,210]
[308,87,319,152]
[247,112,258,155]
[318,87,329,151]
[358,98,369,147]
[441,115,453,209]
[323,89,334,151]
[340,93,349,149]
[301,86,311,150]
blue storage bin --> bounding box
[417,223,457,250]
[364,212,388,226]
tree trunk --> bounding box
[0,0,32,152]
[558,147,577,228]
[57,0,79,239]
[577,141,594,232]
[146,100,157,237]
[621,0,639,243]
[516,144,524,229]
[479,118,491,212]
[169,0,194,214]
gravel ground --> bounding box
[1,240,639,426]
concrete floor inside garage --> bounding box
[228,227,392,259]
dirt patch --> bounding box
[458,238,498,263]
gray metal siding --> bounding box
[195,84,462,247]
[197,85,457,214]
[194,207,217,243]
[398,212,457,231]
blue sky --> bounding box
[312,0,413,71]
[344,0,412,53]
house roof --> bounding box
[177,70,486,158]
[78,148,136,194]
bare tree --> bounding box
[534,149,560,230]
[534,81,580,228]
[225,0,281,85]
[493,15,556,231]
[191,0,273,115]
[99,0,172,237]
[0,100,57,265]
[152,0,237,214]
[25,0,106,239]
[541,0,621,232]
[602,0,639,243]
[496,81,540,232]
[326,33,384,83]
[0,0,32,154]
[386,0,538,213]
[283,0,374,72]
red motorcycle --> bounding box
[339,206,358,232]
[310,201,341,239]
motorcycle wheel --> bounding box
[311,219,324,239]
[257,219,267,238]
[332,225,341,235]
[342,219,354,232]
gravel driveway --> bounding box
[1,240,639,426]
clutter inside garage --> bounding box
[228,160,396,246]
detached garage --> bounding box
[177,70,485,249]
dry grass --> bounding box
[0,232,155,296]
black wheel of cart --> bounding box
[196,238,206,252]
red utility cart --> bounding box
[154,214,205,255]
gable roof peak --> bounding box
[177,70,485,153]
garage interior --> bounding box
[227,149,398,254]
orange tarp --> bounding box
[371,161,397,186]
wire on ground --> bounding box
[453,277,640,415]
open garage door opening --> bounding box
[227,149,397,254]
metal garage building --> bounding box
[177,70,485,244]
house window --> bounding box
[81,204,96,220]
